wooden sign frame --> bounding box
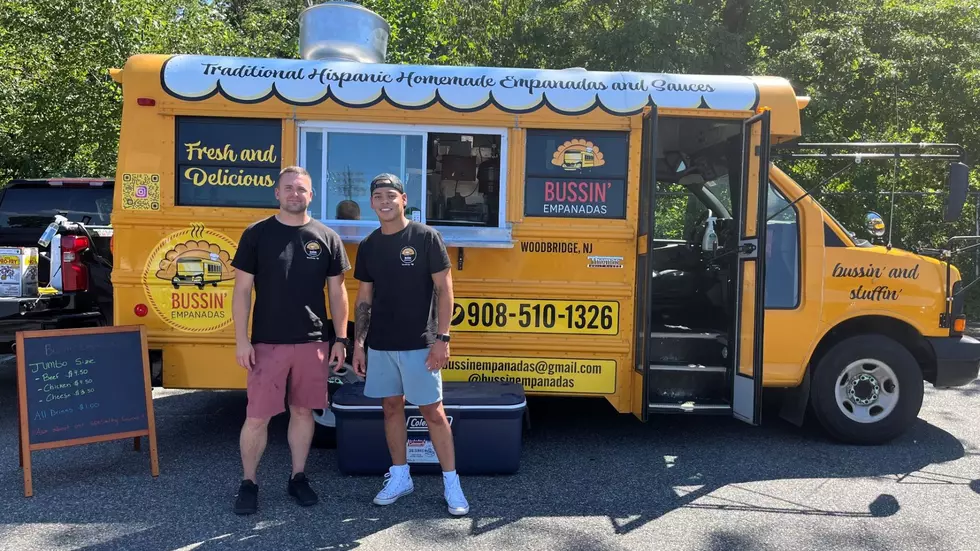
[16,324,159,497]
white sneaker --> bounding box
[444,475,469,516]
[373,468,414,506]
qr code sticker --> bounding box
[122,173,161,211]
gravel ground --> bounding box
[0,354,977,551]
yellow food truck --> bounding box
[106,1,978,446]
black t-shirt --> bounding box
[354,221,452,351]
[231,215,350,344]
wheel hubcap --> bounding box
[847,374,880,405]
[834,359,899,424]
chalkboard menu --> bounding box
[17,325,158,497]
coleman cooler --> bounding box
[331,381,526,475]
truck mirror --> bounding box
[665,151,690,174]
[865,211,886,238]
[944,162,970,222]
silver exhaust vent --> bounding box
[298,1,391,63]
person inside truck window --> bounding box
[335,199,360,220]
[351,172,469,516]
[229,165,352,516]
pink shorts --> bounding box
[246,342,330,419]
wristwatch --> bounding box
[334,337,351,346]
[435,333,451,343]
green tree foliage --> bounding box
[0,0,443,181]
[0,0,247,180]
[754,0,980,310]
[433,0,980,309]
[2,0,980,305]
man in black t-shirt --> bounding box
[352,173,469,516]
[229,166,352,516]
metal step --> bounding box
[649,336,728,365]
[649,402,732,414]
[649,364,727,373]
[646,364,729,404]
[646,329,731,406]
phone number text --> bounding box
[450,298,619,335]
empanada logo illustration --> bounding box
[155,241,234,289]
[304,240,322,259]
[142,223,238,333]
[551,139,605,171]
[399,246,417,266]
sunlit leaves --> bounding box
[3,0,980,306]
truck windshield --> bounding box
[0,186,113,228]
[701,175,733,217]
[807,194,871,246]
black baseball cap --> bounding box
[370,173,405,194]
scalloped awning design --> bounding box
[160,55,761,115]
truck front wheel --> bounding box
[810,334,924,445]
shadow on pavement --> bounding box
[0,359,969,551]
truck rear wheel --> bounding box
[810,334,924,445]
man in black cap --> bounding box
[351,173,469,516]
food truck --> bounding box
[106,1,979,446]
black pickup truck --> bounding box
[0,178,114,353]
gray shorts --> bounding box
[365,347,443,406]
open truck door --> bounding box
[631,107,658,422]
[731,110,771,425]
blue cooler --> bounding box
[330,381,526,475]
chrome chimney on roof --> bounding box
[298,1,391,63]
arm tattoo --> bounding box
[355,302,371,346]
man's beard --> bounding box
[282,202,307,214]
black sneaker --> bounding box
[234,480,258,515]
[288,472,319,507]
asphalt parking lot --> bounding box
[0,354,978,551]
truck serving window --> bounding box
[300,128,425,222]
[298,121,507,241]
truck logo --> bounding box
[552,139,605,171]
[171,254,224,290]
[304,240,321,259]
[142,223,239,333]
[406,415,453,430]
